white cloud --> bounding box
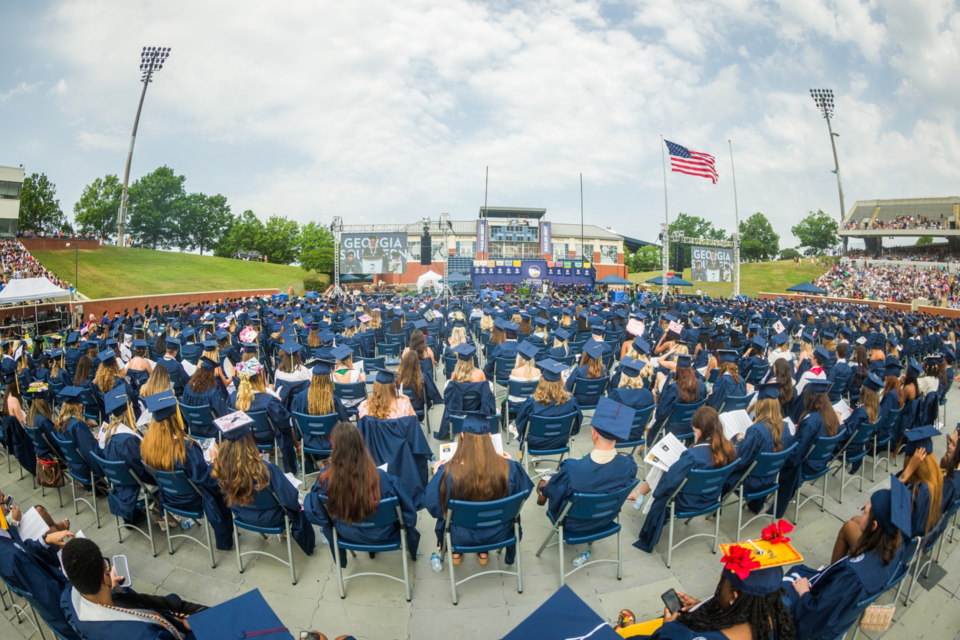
[77,129,128,151]
[0,81,42,104]
[51,79,68,95]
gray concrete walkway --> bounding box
[2,393,959,639]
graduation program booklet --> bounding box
[439,433,503,463]
[644,433,687,473]
[719,410,753,440]
[833,399,852,422]
[17,507,50,542]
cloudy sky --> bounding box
[2,0,959,249]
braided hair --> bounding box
[675,577,796,640]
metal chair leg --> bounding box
[616,517,623,581]
[446,532,458,605]
[714,505,721,554]
[286,515,296,585]
[515,521,523,594]
[234,525,243,573]
[400,530,412,602]
[205,518,216,568]
[666,504,675,568]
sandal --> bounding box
[452,553,462,565]
[615,610,636,630]
[56,519,70,532]
[478,553,488,566]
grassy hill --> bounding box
[629,259,830,298]
[34,245,327,300]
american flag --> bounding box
[665,140,718,184]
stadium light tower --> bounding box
[117,46,171,247]
[809,88,847,252]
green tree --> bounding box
[73,174,121,241]
[738,213,780,262]
[214,209,264,258]
[791,209,839,256]
[298,221,335,258]
[779,247,803,261]
[668,213,729,267]
[19,173,68,234]
[127,166,187,250]
[629,245,661,272]
[182,193,232,255]
[916,236,933,246]
[300,246,335,274]
[257,215,300,265]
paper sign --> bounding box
[626,319,645,338]
[214,411,254,435]
[668,321,683,335]
[719,539,804,569]
[774,320,786,334]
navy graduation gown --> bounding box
[436,380,496,440]
[635,444,732,552]
[180,385,229,435]
[405,371,443,416]
[648,382,707,443]
[564,365,608,406]
[60,416,104,484]
[515,396,583,449]
[60,586,191,640]
[840,406,870,473]
[230,461,315,556]
[102,430,155,522]
[631,622,727,640]
[605,387,653,441]
[157,442,234,551]
[783,547,903,640]
[908,481,932,539]
[357,415,432,509]
[704,374,746,411]
[30,414,57,460]
[423,460,533,565]
[227,390,296,474]
[303,468,420,568]
[543,454,638,534]
[157,357,191,394]
[3,415,37,477]
[773,412,829,519]
[483,340,520,380]
[290,389,350,452]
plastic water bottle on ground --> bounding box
[430,552,443,572]
[572,550,591,568]
[180,519,194,530]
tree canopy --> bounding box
[19,173,69,234]
[668,213,729,267]
[738,212,779,262]
[73,174,121,241]
[791,210,839,256]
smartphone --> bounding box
[662,588,682,615]
[111,555,131,588]
[300,633,322,640]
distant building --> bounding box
[839,197,960,252]
[0,166,24,237]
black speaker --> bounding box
[421,234,432,265]
[673,243,685,272]
[950,221,956,230]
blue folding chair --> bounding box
[500,379,540,443]
[292,411,338,485]
[888,536,922,608]
[442,355,458,380]
[232,487,297,584]
[384,333,406,349]
[91,452,157,557]
[904,504,960,605]
[717,393,756,414]
[358,357,385,375]
[722,445,795,541]
[334,382,368,419]
[706,368,720,385]
[660,399,707,445]
[247,410,278,461]
[833,418,879,503]
[662,461,738,567]
[0,579,49,640]
[535,479,640,586]
[793,433,846,522]
[24,423,56,502]
[178,402,218,439]
[492,356,517,402]
[443,490,530,605]
[50,433,101,529]
[521,411,579,474]
[149,468,218,568]
[870,408,902,482]
[615,405,655,460]
[376,342,402,361]
[78,387,101,424]
[570,377,609,416]
[327,496,412,601]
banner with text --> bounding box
[471,259,594,287]
[340,233,408,274]
[477,220,488,255]
[539,221,551,254]
[690,246,733,282]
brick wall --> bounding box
[19,238,101,252]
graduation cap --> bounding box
[804,379,830,395]
[57,385,84,403]
[132,339,148,350]
[279,342,303,356]
[907,358,922,378]
[503,321,520,335]
[330,345,353,362]
[722,563,785,597]
[582,341,605,360]
[771,332,788,347]
[618,357,643,378]
[461,413,492,435]
[311,359,335,376]
[412,319,428,331]
[318,329,336,343]
[144,390,179,422]
[718,350,738,364]
[502,585,620,640]
[554,329,571,342]
[884,356,902,379]
[372,368,397,385]
[755,382,780,401]
[590,397,635,443]
[534,317,549,328]
[812,346,830,365]
[98,349,117,365]
[538,360,567,383]
[863,372,884,392]
[903,425,941,457]
[675,354,693,369]
[631,338,651,356]
[199,356,218,372]
[871,476,912,538]
[453,344,476,361]
[66,332,80,344]
[103,388,130,417]
[515,341,538,361]
[165,337,181,348]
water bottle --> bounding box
[634,495,645,511]
[572,550,591,568]
[430,552,443,572]
[180,519,194,531]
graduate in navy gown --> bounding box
[545,328,571,360]
[290,359,351,461]
[940,429,960,513]
[515,360,583,450]
[704,351,747,411]
[782,480,909,640]
[227,359,297,474]
[303,421,419,568]
[24,381,58,461]
[424,415,533,566]
[620,560,794,640]
[52,386,104,489]
[564,341,608,406]
[648,354,707,443]
[897,426,943,540]
[211,420,315,557]
[606,357,654,442]
[61,537,204,640]
[839,372,883,475]
[88,349,140,419]
[634,406,738,552]
[100,388,156,523]
[141,391,234,551]
[723,382,795,512]
[539,397,638,534]
[179,357,229,435]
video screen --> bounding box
[690,246,733,282]
[340,233,408,274]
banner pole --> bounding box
[660,135,670,301]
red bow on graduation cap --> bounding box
[720,544,761,580]
[761,520,794,545]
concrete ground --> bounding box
[2,388,960,640]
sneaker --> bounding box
[508,422,519,438]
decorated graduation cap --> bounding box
[372,368,398,384]
[582,341,605,359]
[871,476,912,538]
[330,345,354,362]
[720,546,784,596]
[618,357,644,378]
[144,390,179,422]
[590,397,635,442]
[718,349,738,364]
[453,343,476,361]
[755,382,780,401]
[538,359,567,382]
[103,388,130,417]
[903,425,941,457]
[517,341,539,361]
[25,381,50,401]
[863,372,884,392]
[804,379,830,395]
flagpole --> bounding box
[660,134,670,301]
[728,139,741,298]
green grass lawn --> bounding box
[34,245,328,300]
[629,259,830,298]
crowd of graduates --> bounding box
[0,288,959,639]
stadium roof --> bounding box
[840,196,960,237]
[401,220,623,241]
[478,206,546,219]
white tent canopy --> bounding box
[0,277,71,304]
[416,270,443,293]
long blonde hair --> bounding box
[212,434,270,507]
[533,378,571,406]
[95,361,122,393]
[307,374,335,416]
[141,414,190,471]
[861,386,879,424]
[141,364,171,398]
[101,406,138,447]
[903,454,943,535]
[235,372,267,412]
[618,373,644,390]
[365,380,398,419]
[55,402,84,434]
[448,327,467,349]
[753,398,785,452]
[451,358,476,383]
[513,355,538,380]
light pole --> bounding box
[65,242,78,297]
[809,88,847,252]
[117,46,171,247]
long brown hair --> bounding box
[365,380,398,419]
[95,361,122,393]
[397,350,423,400]
[903,455,944,535]
[74,355,92,386]
[212,433,270,507]
[719,361,740,383]
[141,414,190,471]
[850,498,902,566]
[884,376,904,409]
[141,364,171,398]
[318,422,381,524]
[773,359,794,405]
[26,396,52,427]
[188,366,217,394]
[691,406,737,468]
[860,386,879,424]
[437,432,509,510]
[307,373,335,416]
[55,402,84,433]
[753,398,786,451]
[675,367,700,403]
[798,391,838,437]
[409,330,428,360]
[578,350,605,379]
